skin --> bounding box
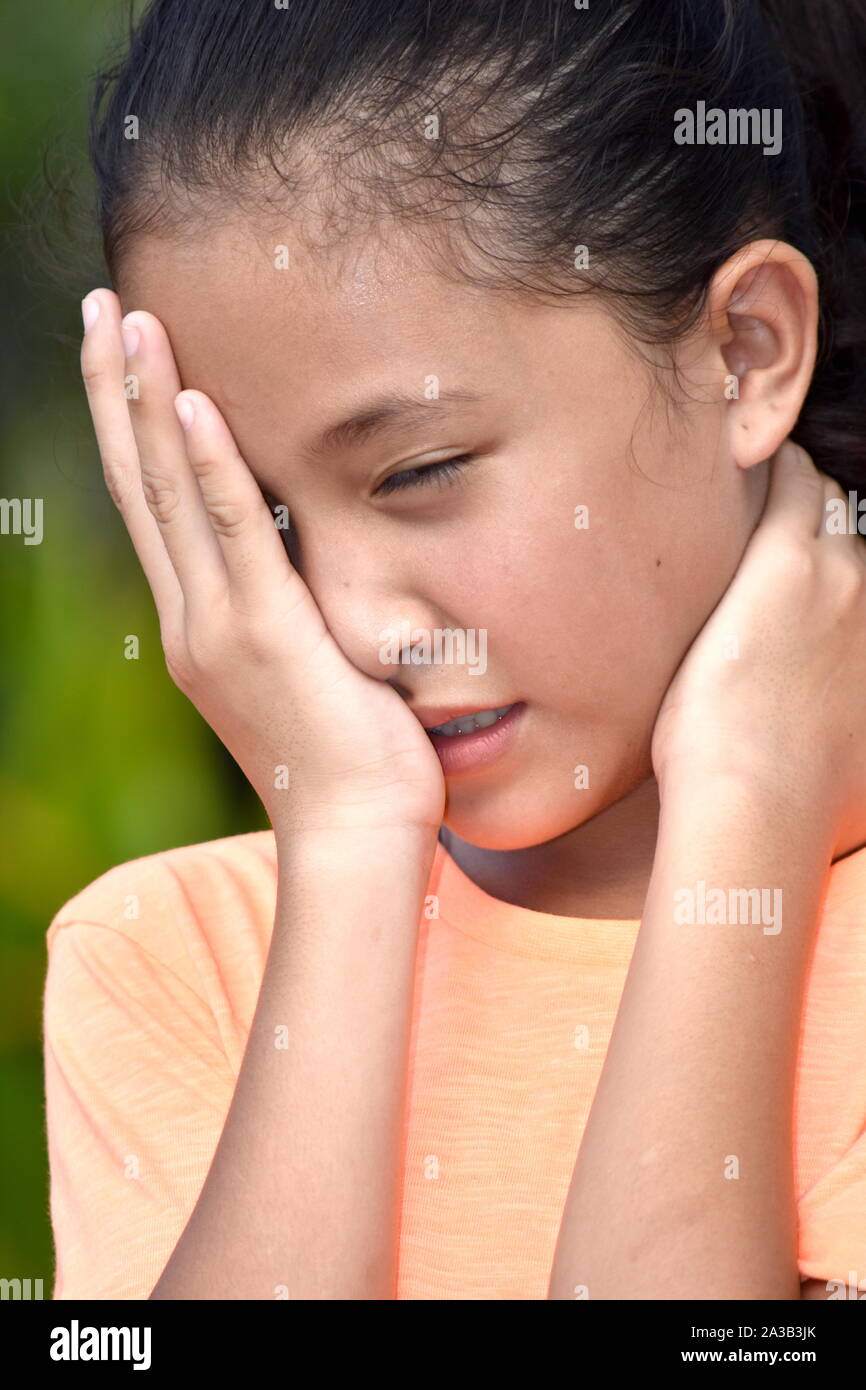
[547,438,866,1296]
[114,222,799,919]
[81,215,866,1298]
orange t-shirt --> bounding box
[43,829,866,1299]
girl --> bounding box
[44,0,866,1299]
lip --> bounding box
[411,701,526,776]
[410,703,515,730]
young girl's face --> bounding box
[121,218,769,849]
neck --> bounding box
[440,776,661,920]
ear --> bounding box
[708,238,819,469]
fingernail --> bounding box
[121,315,140,358]
[174,395,195,430]
[81,296,100,332]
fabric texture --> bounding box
[42,829,866,1299]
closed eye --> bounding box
[375,455,474,497]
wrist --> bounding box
[656,764,836,867]
[661,754,816,820]
[272,817,440,869]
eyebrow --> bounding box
[303,388,488,460]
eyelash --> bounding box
[376,454,474,496]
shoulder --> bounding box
[47,826,277,947]
[42,830,277,1300]
[45,829,278,1058]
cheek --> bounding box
[435,483,680,714]
[428,424,735,730]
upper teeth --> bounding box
[426,704,513,736]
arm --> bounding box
[77,290,445,1299]
[547,773,834,1300]
[150,824,435,1300]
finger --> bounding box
[173,389,313,614]
[817,470,864,552]
[120,310,227,603]
[80,290,183,618]
[761,440,826,540]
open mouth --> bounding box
[414,701,526,776]
[424,704,515,737]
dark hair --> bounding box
[86,0,866,487]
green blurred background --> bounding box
[0,1,266,1288]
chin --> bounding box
[440,791,607,852]
[439,744,655,850]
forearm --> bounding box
[150,824,436,1300]
[547,773,835,1300]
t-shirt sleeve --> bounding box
[792,845,866,1292]
[798,1126,866,1290]
[43,918,236,1300]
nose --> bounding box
[291,522,442,687]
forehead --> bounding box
[120,220,510,387]
[115,217,633,486]
[117,218,535,471]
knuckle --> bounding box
[832,553,866,608]
[183,622,220,677]
[188,458,249,539]
[161,630,193,689]
[100,454,138,510]
[790,440,818,475]
[80,351,108,391]
[232,613,279,663]
[206,498,248,540]
[184,458,248,539]
[164,654,194,692]
[822,466,846,494]
[799,470,825,509]
[187,452,219,484]
[140,467,182,525]
[773,536,817,587]
[824,477,849,512]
